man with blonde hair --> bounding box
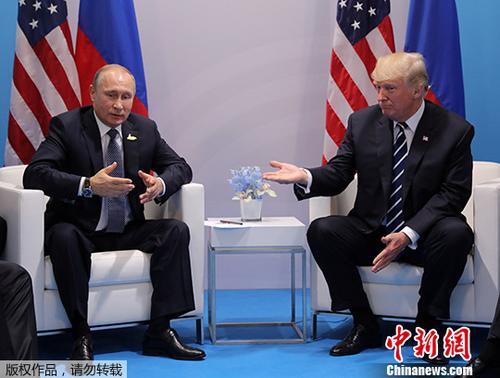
[264,52,474,364]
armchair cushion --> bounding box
[358,256,474,286]
[45,250,151,289]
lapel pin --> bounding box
[126,133,137,141]
[422,136,429,142]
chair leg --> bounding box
[196,318,204,345]
[312,312,318,340]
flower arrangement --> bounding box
[229,166,277,201]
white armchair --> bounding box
[310,161,500,338]
[0,165,205,343]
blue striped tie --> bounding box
[385,122,408,234]
[105,128,126,233]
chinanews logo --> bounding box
[384,324,473,377]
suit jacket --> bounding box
[23,106,193,232]
[295,101,474,236]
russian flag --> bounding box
[404,0,465,117]
[75,0,148,116]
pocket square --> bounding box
[127,133,137,141]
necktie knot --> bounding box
[107,128,119,140]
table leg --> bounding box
[302,249,307,341]
[291,252,296,323]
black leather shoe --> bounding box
[143,328,206,360]
[70,335,94,360]
[455,357,489,377]
[422,350,449,366]
[329,324,382,356]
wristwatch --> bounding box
[82,177,93,198]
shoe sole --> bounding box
[329,341,383,356]
[143,348,205,361]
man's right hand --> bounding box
[262,160,308,185]
[90,162,134,197]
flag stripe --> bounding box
[45,24,81,102]
[326,101,347,147]
[327,75,353,127]
[14,25,68,117]
[8,113,36,164]
[377,16,396,53]
[12,56,52,136]
[33,38,80,110]
[10,84,45,149]
[330,49,369,112]
[352,37,378,84]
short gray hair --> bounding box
[91,64,136,93]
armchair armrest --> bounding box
[472,179,500,321]
[0,183,46,324]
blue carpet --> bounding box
[38,289,492,378]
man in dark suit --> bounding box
[264,52,474,364]
[23,64,205,361]
[0,216,38,359]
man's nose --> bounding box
[377,88,387,101]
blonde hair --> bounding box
[371,52,429,91]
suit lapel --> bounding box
[122,120,140,179]
[376,116,394,203]
[402,103,436,202]
[82,110,104,172]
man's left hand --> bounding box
[372,232,410,273]
[138,170,163,204]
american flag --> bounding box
[323,0,395,164]
[5,0,80,165]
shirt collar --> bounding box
[93,110,123,139]
[396,100,425,134]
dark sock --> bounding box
[72,319,91,340]
[479,339,500,365]
[415,312,441,332]
[148,315,171,334]
[350,306,378,330]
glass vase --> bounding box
[240,198,263,221]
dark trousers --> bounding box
[0,261,38,360]
[308,215,473,319]
[44,219,195,330]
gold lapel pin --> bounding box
[127,133,137,141]
[422,136,429,142]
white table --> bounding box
[205,217,307,344]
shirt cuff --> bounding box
[401,226,420,250]
[157,177,166,196]
[296,168,312,194]
[78,176,85,196]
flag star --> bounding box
[339,0,347,8]
[47,3,58,14]
[33,0,42,11]
[354,2,363,12]
[29,18,39,29]
[18,0,26,6]
[368,7,376,16]
[351,20,361,30]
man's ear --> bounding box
[414,83,424,99]
[89,84,95,102]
